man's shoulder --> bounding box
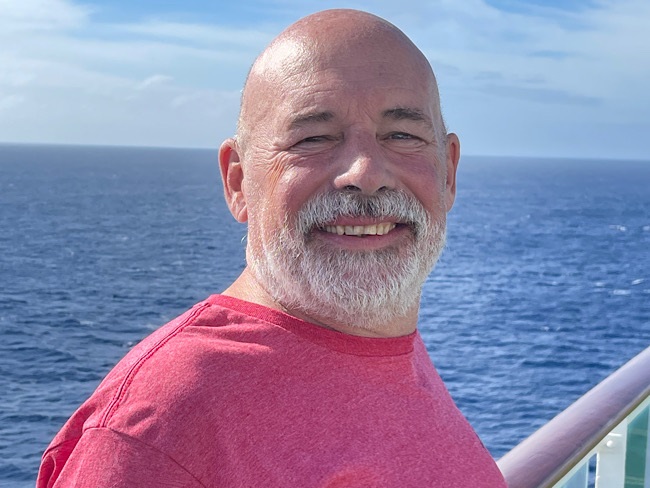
[105,296,285,400]
[48,298,283,445]
[92,298,227,395]
[93,296,298,456]
[112,295,282,373]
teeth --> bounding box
[323,223,397,236]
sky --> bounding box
[1,0,649,159]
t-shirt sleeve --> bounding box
[39,427,205,488]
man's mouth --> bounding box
[322,223,397,237]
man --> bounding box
[38,9,507,487]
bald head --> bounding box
[236,9,446,151]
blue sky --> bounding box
[1,0,649,159]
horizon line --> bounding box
[1,141,649,164]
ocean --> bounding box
[1,144,649,486]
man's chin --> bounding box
[292,290,421,332]
[274,262,425,328]
[249,222,444,329]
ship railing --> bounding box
[497,345,650,488]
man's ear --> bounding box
[444,133,460,212]
[219,138,248,222]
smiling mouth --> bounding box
[322,223,397,237]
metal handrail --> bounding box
[497,345,650,488]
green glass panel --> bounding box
[625,405,649,488]
[646,422,650,488]
[560,462,588,488]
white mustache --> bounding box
[295,190,430,238]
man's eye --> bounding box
[300,136,328,144]
[389,132,417,140]
[291,135,337,150]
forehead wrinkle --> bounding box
[288,111,335,130]
[382,107,434,130]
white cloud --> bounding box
[136,75,173,91]
[0,94,25,111]
[115,21,271,48]
[0,0,90,32]
[0,0,265,147]
[0,70,34,87]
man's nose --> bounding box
[333,138,396,195]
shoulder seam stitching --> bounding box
[99,302,212,428]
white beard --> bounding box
[248,190,447,331]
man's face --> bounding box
[224,38,458,332]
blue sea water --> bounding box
[0,144,649,486]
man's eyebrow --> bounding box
[288,111,335,129]
[382,107,433,129]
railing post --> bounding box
[595,422,627,488]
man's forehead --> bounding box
[253,38,314,82]
[240,11,443,140]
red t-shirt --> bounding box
[38,295,506,487]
